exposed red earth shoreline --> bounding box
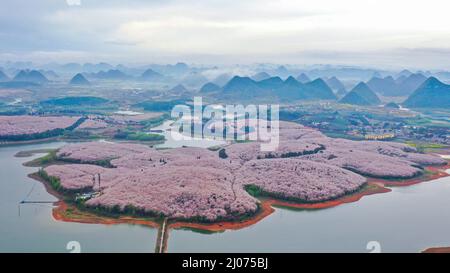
[422,247,450,253]
[368,161,450,187]
[45,161,449,234]
[23,157,449,253]
[52,201,160,229]
[20,130,449,252]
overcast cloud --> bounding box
[1,0,450,69]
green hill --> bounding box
[403,77,450,108]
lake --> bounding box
[0,142,157,253]
[0,141,449,252]
[169,174,450,252]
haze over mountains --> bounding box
[326,76,346,93]
[220,75,337,101]
[0,70,9,82]
[1,61,449,108]
[69,73,90,85]
[200,82,221,93]
[404,77,450,108]
[340,82,381,106]
[367,73,427,97]
[140,69,164,81]
[13,70,48,84]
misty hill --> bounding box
[296,73,311,83]
[213,73,233,86]
[367,76,396,96]
[172,62,189,74]
[403,77,450,108]
[39,70,59,79]
[156,62,189,76]
[181,71,209,87]
[351,82,381,104]
[277,76,309,100]
[200,82,221,93]
[92,69,129,80]
[60,63,83,72]
[257,76,284,90]
[169,84,189,93]
[304,78,337,100]
[384,102,400,109]
[141,62,189,77]
[221,76,337,101]
[274,65,289,77]
[397,69,413,78]
[0,70,9,82]
[336,87,347,97]
[13,70,49,84]
[395,75,407,85]
[305,67,384,81]
[340,82,380,106]
[367,74,427,96]
[251,72,271,81]
[140,69,164,81]
[222,76,262,94]
[326,76,345,92]
[82,62,114,73]
[69,73,90,85]
[395,73,427,96]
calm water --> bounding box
[169,174,450,253]
[152,120,226,149]
[0,142,156,253]
[1,141,449,252]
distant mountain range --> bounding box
[200,82,221,93]
[326,76,346,93]
[220,75,336,101]
[296,73,311,83]
[396,69,413,78]
[91,69,130,80]
[13,70,49,84]
[169,84,189,93]
[0,70,9,82]
[403,77,450,108]
[304,78,337,100]
[367,73,427,97]
[251,72,271,81]
[69,73,90,85]
[212,73,233,86]
[181,71,209,87]
[340,82,381,106]
[140,68,164,81]
[39,70,59,79]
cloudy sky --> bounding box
[2,0,450,69]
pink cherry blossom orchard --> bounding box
[0,116,80,136]
[42,121,446,222]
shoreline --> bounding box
[422,247,450,253]
[23,149,450,252]
[38,161,449,232]
[0,137,62,147]
[368,161,450,187]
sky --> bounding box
[1,0,450,69]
